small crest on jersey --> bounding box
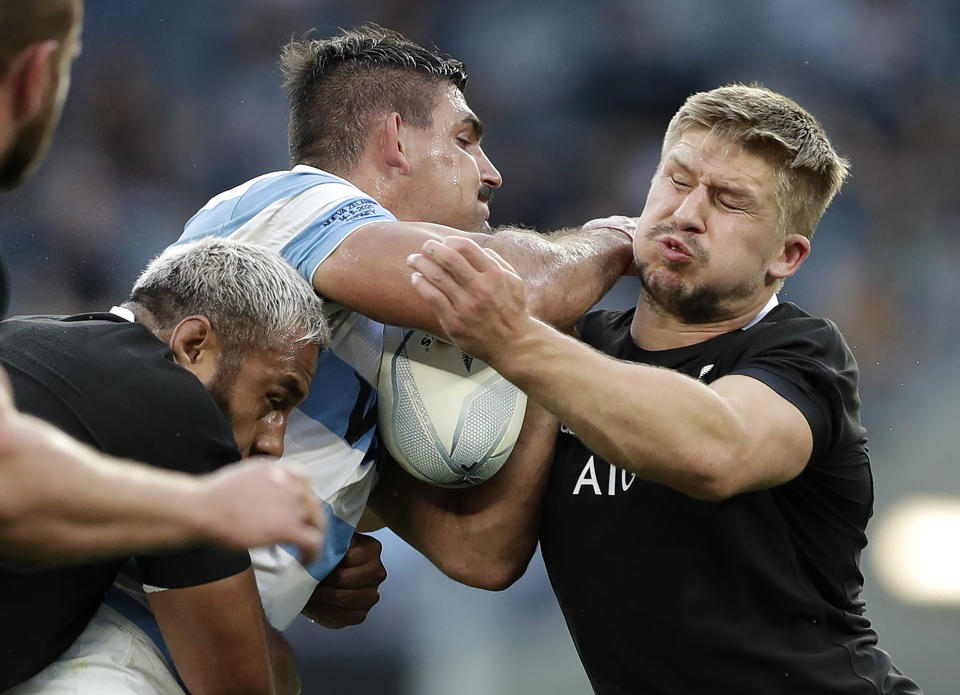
[461,353,474,373]
[697,363,715,380]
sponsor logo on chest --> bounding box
[572,455,637,496]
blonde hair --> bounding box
[662,84,849,239]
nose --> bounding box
[672,184,708,234]
[250,413,286,458]
[477,147,503,189]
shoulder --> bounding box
[731,303,864,457]
[182,166,394,243]
[179,167,396,283]
[102,333,240,473]
[576,308,634,346]
[746,302,855,369]
[3,314,239,472]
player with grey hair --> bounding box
[130,236,331,355]
[394,84,922,694]
[1,237,328,694]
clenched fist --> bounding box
[303,533,387,628]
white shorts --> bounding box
[6,602,185,695]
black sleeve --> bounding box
[732,317,862,463]
[2,316,252,587]
[135,546,251,589]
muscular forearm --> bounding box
[314,218,633,339]
[492,319,746,500]
[483,223,634,330]
[372,401,558,589]
[0,409,213,559]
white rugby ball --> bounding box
[377,327,527,488]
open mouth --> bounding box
[659,236,693,261]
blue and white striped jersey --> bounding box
[179,164,396,629]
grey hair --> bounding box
[130,236,329,353]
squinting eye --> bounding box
[670,176,691,188]
[262,397,282,415]
[456,136,472,147]
[718,197,744,211]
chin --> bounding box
[472,219,493,234]
[448,214,490,234]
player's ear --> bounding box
[768,233,810,280]
[9,40,60,121]
[379,112,411,174]
[169,315,222,380]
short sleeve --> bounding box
[732,317,861,462]
[135,545,251,590]
[279,196,395,283]
[179,169,396,287]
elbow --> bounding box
[438,551,531,592]
[479,559,529,591]
[685,476,737,502]
[674,442,744,502]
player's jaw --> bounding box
[637,222,758,324]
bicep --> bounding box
[147,568,274,695]
[312,220,488,336]
[710,374,814,493]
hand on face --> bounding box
[302,533,387,628]
[581,215,640,242]
[407,236,531,365]
[201,460,325,565]
[582,215,641,275]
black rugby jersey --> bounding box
[540,302,921,695]
[0,313,250,690]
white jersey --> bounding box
[177,164,396,628]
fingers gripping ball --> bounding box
[377,327,526,488]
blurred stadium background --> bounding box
[2,0,958,692]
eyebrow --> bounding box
[277,375,308,405]
[461,115,484,141]
[668,155,759,205]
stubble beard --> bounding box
[638,224,762,324]
[207,355,243,424]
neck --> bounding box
[629,290,777,350]
[120,301,162,336]
[298,156,395,211]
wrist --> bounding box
[492,316,559,386]
[185,474,223,545]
